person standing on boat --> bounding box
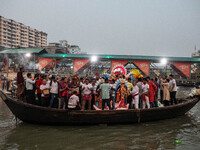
[17,67,25,101]
[127,78,133,109]
[146,77,157,107]
[91,78,96,110]
[49,76,59,108]
[26,73,36,104]
[40,79,50,107]
[169,74,177,105]
[36,74,44,106]
[153,78,159,107]
[141,78,150,109]
[130,81,139,109]
[100,78,112,110]
[81,79,93,110]
[59,77,70,109]
[161,79,170,106]
[159,75,166,104]
[136,78,143,108]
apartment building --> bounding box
[0,16,47,49]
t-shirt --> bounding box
[127,82,133,91]
[82,83,92,95]
[130,85,139,95]
[169,79,177,92]
[40,84,50,97]
[50,81,58,94]
[36,78,43,94]
[142,83,149,93]
[100,83,111,99]
[68,95,79,108]
[159,79,166,90]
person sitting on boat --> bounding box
[68,91,81,110]
[161,79,170,106]
[40,79,50,107]
[81,79,93,110]
[26,73,36,105]
[141,78,150,109]
[130,81,139,109]
[146,77,157,108]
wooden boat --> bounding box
[0,90,199,125]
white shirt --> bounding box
[82,83,92,95]
[169,79,177,91]
[142,83,149,93]
[26,78,35,90]
[68,95,79,108]
[159,79,166,90]
[137,81,143,93]
[50,81,58,94]
[130,85,139,95]
[40,84,50,97]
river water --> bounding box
[0,87,200,150]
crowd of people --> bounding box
[13,67,178,110]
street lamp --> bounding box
[91,55,98,62]
[161,58,167,65]
[90,56,98,76]
[25,53,31,58]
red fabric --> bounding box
[83,94,91,101]
[36,78,43,94]
[148,81,157,102]
[141,94,146,101]
[132,93,139,99]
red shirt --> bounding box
[36,78,43,94]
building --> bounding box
[68,45,81,54]
[0,16,47,49]
[46,40,68,54]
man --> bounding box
[91,78,96,110]
[81,79,93,110]
[17,67,25,101]
[127,78,133,109]
[68,91,81,110]
[36,74,44,106]
[141,78,150,109]
[100,78,112,110]
[40,79,50,107]
[26,73,36,104]
[137,78,143,108]
[159,75,166,104]
[169,74,177,105]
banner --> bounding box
[133,61,150,75]
[74,59,89,73]
[111,60,128,71]
[39,58,53,71]
[3,60,7,71]
[173,62,190,77]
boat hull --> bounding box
[0,91,199,125]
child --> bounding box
[68,91,81,110]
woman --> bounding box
[161,79,170,106]
[49,76,59,108]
